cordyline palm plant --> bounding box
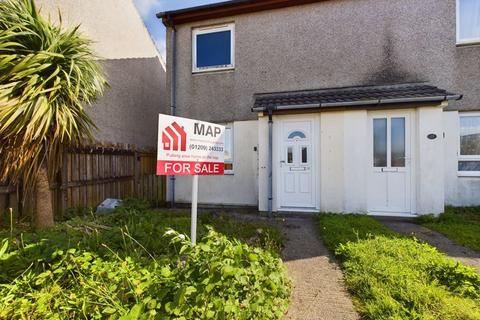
[0,0,106,229]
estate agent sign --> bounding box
[157,114,225,245]
[157,114,225,176]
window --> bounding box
[391,118,406,167]
[301,147,308,164]
[373,117,406,168]
[457,0,480,44]
[287,147,293,164]
[373,118,387,167]
[224,125,234,174]
[192,24,235,72]
[458,113,480,176]
[288,131,307,140]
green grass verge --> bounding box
[417,206,480,252]
[318,213,398,251]
[318,213,480,320]
[0,200,290,319]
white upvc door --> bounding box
[279,120,316,210]
[367,113,413,214]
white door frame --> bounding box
[367,110,417,216]
[274,116,319,212]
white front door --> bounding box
[279,120,315,210]
[368,114,412,214]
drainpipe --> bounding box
[267,108,273,216]
[169,22,177,208]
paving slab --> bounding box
[280,216,359,320]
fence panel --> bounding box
[0,146,166,220]
[136,152,166,208]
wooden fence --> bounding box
[0,146,166,221]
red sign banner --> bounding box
[157,160,224,176]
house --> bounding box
[36,0,168,149]
[158,0,480,216]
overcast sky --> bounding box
[133,0,224,60]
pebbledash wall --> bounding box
[36,0,168,149]
[165,0,480,211]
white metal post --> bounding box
[191,175,199,245]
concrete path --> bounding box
[280,216,359,320]
[378,218,480,272]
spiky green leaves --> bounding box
[0,0,106,193]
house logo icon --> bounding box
[162,122,187,151]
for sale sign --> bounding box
[157,114,225,176]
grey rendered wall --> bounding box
[36,0,168,149]
[36,0,160,59]
[89,58,167,148]
[167,0,480,124]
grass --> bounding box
[318,213,480,320]
[417,206,480,252]
[0,202,284,257]
[0,199,290,319]
[317,213,398,251]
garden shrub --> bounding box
[0,228,290,319]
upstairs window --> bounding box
[192,24,235,73]
[457,0,480,44]
[458,113,480,176]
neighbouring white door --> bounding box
[368,114,412,214]
[279,120,315,210]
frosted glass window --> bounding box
[287,147,293,164]
[301,147,308,164]
[288,131,306,140]
[373,119,387,167]
[391,118,406,167]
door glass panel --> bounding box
[373,119,387,167]
[391,117,406,167]
[288,131,306,140]
[459,161,480,171]
[287,147,293,164]
[301,147,308,164]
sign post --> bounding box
[157,114,225,245]
[191,175,199,244]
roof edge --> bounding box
[157,0,325,27]
[251,83,462,112]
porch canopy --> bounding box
[252,83,462,113]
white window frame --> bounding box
[192,23,235,73]
[456,0,480,45]
[224,124,234,175]
[458,112,480,176]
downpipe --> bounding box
[267,109,273,216]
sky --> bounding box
[133,0,224,60]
